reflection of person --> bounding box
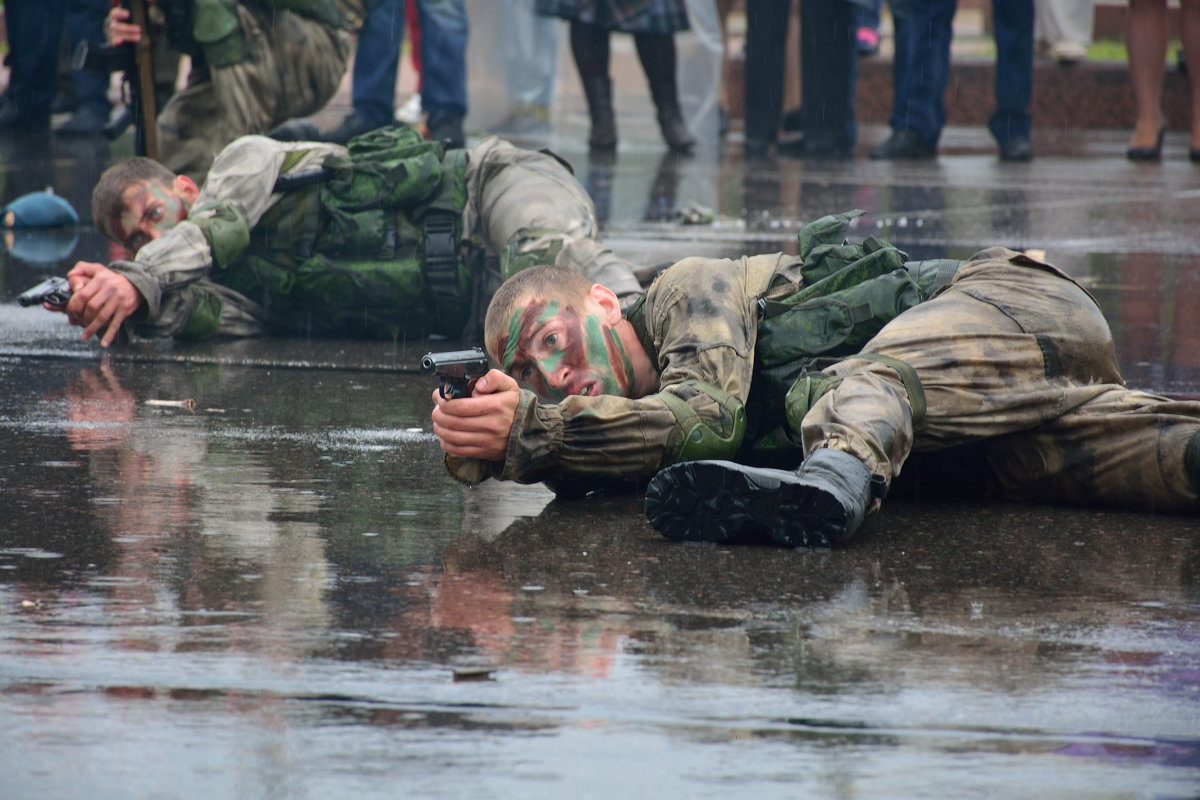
[105,0,362,180]
[870,0,1035,161]
[62,362,137,451]
[50,128,644,346]
[431,213,1200,547]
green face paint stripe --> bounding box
[503,308,524,369]
[582,315,609,367]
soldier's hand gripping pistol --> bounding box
[18,277,73,308]
[422,347,490,399]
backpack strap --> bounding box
[422,210,459,308]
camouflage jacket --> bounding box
[162,0,365,59]
[449,253,806,488]
[111,136,342,339]
[111,132,471,340]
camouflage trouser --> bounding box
[462,137,645,306]
[801,247,1200,512]
[158,7,352,182]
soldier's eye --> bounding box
[544,333,558,347]
[519,366,534,380]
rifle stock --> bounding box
[128,0,159,160]
[73,0,158,158]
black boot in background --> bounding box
[570,21,617,151]
[581,76,617,151]
[636,32,694,153]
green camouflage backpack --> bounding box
[742,210,962,465]
[198,125,470,339]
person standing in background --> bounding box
[493,0,561,140]
[537,0,696,152]
[1036,0,1093,63]
[1123,0,1200,161]
[326,0,469,147]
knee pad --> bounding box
[1185,430,1200,495]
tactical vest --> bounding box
[201,126,471,338]
[743,210,962,464]
[625,210,962,466]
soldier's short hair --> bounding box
[91,157,178,239]
[484,264,594,361]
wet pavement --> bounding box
[1,117,1199,799]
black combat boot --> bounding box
[644,449,880,547]
[636,31,695,153]
[644,70,694,153]
[582,76,617,151]
[654,103,695,153]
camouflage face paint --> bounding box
[110,181,189,253]
[502,294,634,401]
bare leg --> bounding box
[1126,0,1168,150]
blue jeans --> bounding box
[352,0,468,125]
[988,0,1034,143]
[890,0,1031,145]
[67,0,112,118]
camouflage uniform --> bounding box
[458,247,1200,513]
[108,132,644,340]
[153,0,362,181]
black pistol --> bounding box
[18,276,73,308]
[422,347,489,400]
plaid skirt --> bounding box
[535,0,691,34]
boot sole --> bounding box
[644,460,846,548]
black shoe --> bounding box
[0,102,50,132]
[743,136,772,158]
[50,92,78,115]
[656,106,695,153]
[781,106,804,133]
[1126,122,1167,161]
[997,135,1033,161]
[644,449,878,548]
[324,111,389,145]
[1190,148,1200,163]
[427,112,465,148]
[776,135,854,160]
[268,118,321,142]
[55,106,110,137]
[869,128,937,159]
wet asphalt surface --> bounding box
[1,116,1198,799]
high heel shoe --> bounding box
[1126,122,1167,161]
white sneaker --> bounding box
[1051,41,1088,64]
[395,93,422,125]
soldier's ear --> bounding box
[587,283,622,324]
[174,175,200,208]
